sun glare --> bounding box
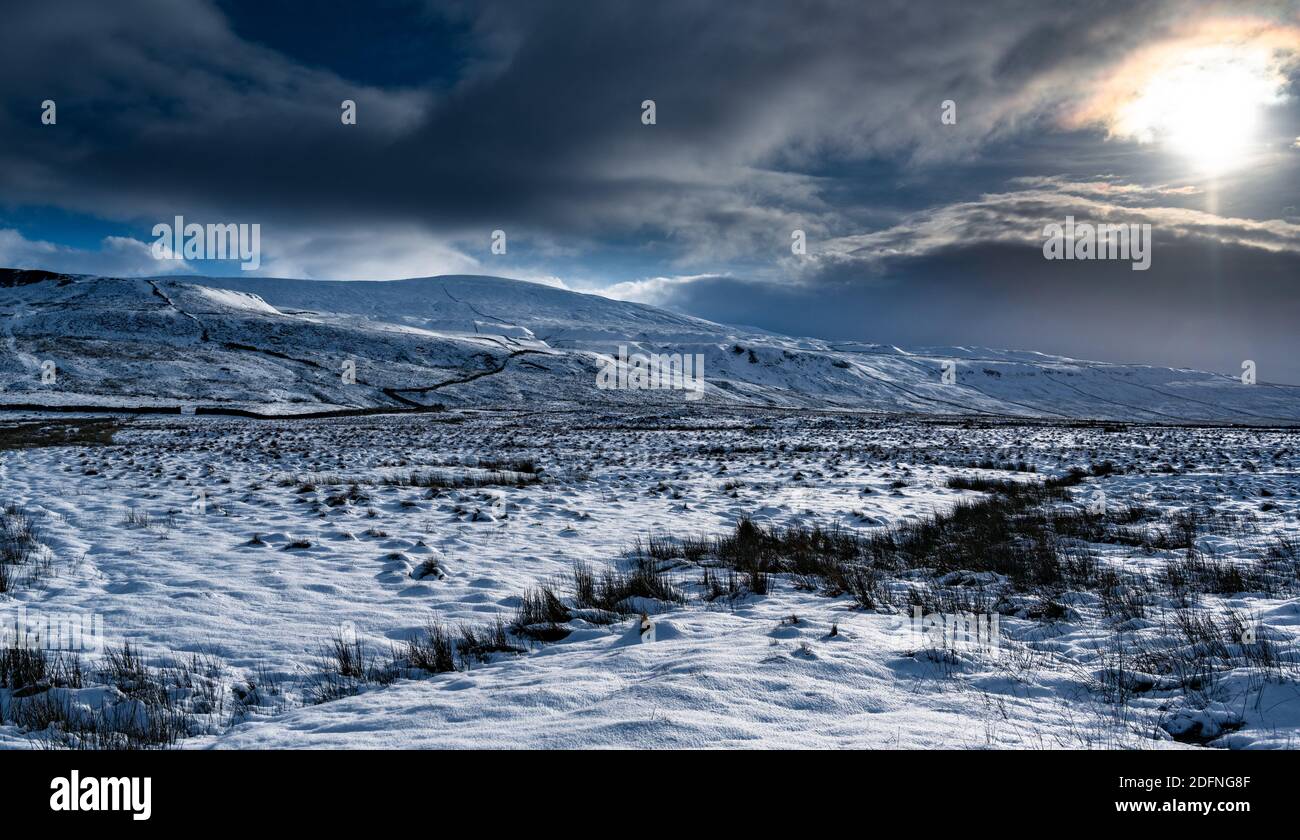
[1067,19,1300,178]
[1113,46,1284,174]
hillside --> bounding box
[0,268,1296,423]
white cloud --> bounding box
[806,176,1300,269]
[0,224,584,287]
[598,274,720,305]
[251,228,482,281]
[0,229,193,277]
[502,271,569,290]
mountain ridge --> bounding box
[0,268,1296,424]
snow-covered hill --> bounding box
[1,267,1297,423]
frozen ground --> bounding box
[1,409,1299,749]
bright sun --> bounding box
[1114,46,1282,174]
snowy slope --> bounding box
[1,267,1297,423]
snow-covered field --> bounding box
[2,409,1298,749]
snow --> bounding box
[189,286,281,315]
[2,269,1298,749]
[2,411,1297,749]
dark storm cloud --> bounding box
[621,172,1300,381]
[638,237,1300,386]
[0,0,1210,239]
[0,0,1297,378]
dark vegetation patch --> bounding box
[0,419,119,450]
[381,469,540,489]
[0,504,43,593]
[695,469,1296,611]
[511,585,574,641]
[570,558,685,614]
[0,642,220,749]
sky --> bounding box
[1,0,1298,381]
